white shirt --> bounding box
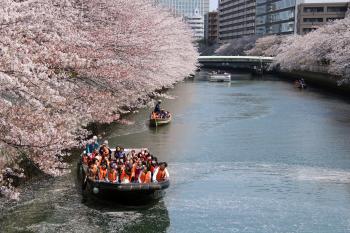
[152,167,169,183]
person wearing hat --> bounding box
[154,99,162,113]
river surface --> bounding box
[2,72,350,233]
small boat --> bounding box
[150,112,171,127]
[294,79,307,89]
[77,148,170,203]
[209,72,231,82]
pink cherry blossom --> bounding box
[0,0,198,199]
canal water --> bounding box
[2,72,350,232]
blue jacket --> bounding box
[86,142,99,154]
[154,103,161,113]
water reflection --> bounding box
[0,163,170,233]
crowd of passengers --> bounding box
[82,136,169,184]
[151,100,170,119]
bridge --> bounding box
[198,56,275,70]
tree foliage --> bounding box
[215,36,259,56]
[0,0,198,198]
[246,16,350,78]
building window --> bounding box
[327,7,348,12]
[303,18,323,23]
[256,0,295,15]
[303,28,316,33]
[303,7,324,13]
[326,17,342,22]
[257,9,294,24]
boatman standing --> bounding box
[86,135,99,155]
[154,100,162,113]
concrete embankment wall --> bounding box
[278,70,350,96]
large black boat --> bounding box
[77,148,170,203]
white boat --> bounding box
[209,72,231,82]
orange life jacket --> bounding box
[150,165,155,173]
[99,167,107,181]
[156,169,166,182]
[108,170,117,182]
[131,164,137,178]
[139,171,152,183]
[120,170,130,182]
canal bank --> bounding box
[278,70,350,96]
[2,74,350,232]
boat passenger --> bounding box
[115,146,125,159]
[152,162,169,183]
[82,152,89,165]
[99,142,111,156]
[98,162,108,181]
[86,136,99,155]
[107,166,118,183]
[134,160,143,182]
[91,149,99,160]
[94,152,102,166]
[101,146,110,161]
[139,166,152,184]
[88,159,99,181]
[120,167,131,184]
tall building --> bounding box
[296,0,350,35]
[156,0,210,39]
[218,0,256,43]
[255,0,296,36]
[185,10,205,39]
[205,11,219,43]
[155,0,209,17]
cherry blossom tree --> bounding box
[0,0,198,199]
[246,16,350,79]
[215,36,259,56]
[245,35,285,57]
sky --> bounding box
[210,0,218,11]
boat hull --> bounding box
[209,75,231,82]
[150,115,171,127]
[78,163,169,203]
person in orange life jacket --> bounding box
[130,160,137,182]
[134,160,143,182]
[152,162,169,183]
[88,158,99,181]
[98,162,108,181]
[120,165,131,184]
[107,165,118,183]
[139,166,152,184]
